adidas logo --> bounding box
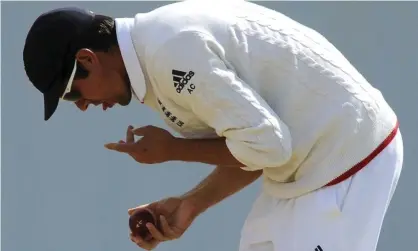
[172,69,195,93]
[315,245,323,251]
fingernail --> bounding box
[128,125,134,130]
[104,143,114,149]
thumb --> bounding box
[104,142,135,153]
[128,203,151,216]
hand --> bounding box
[128,197,199,250]
[105,125,176,164]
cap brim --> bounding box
[43,92,60,121]
[43,80,65,121]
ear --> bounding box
[75,48,99,71]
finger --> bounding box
[130,233,148,246]
[128,208,135,216]
[131,233,159,250]
[128,208,136,216]
[159,215,178,239]
[119,140,125,144]
[147,223,168,241]
[126,125,135,143]
[104,142,135,153]
[130,233,145,246]
[128,204,150,216]
[132,125,155,136]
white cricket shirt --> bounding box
[115,0,398,198]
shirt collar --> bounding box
[115,18,146,103]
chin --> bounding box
[118,98,131,106]
[118,92,132,106]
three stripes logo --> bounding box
[172,69,195,94]
[315,245,323,251]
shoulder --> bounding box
[130,2,211,55]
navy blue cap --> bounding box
[23,7,95,121]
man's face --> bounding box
[69,48,132,111]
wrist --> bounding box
[180,192,209,217]
[166,136,184,162]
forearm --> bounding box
[181,166,262,216]
[171,137,243,167]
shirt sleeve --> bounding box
[149,30,292,170]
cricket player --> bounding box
[23,1,403,250]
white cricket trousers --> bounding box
[239,131,403,251]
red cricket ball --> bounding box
[129,208,158,240]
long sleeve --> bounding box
[149,30,292,170]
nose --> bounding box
[75,99,89,111]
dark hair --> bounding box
[75,14,117,79]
